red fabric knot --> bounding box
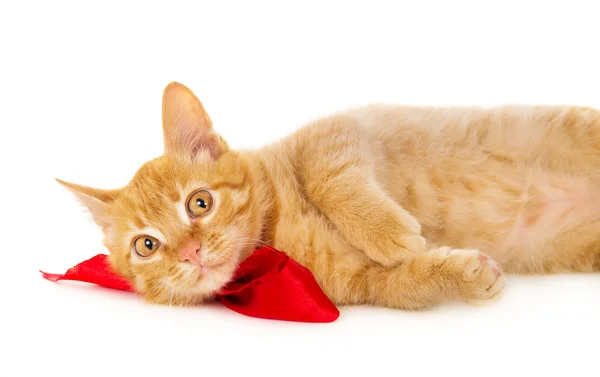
[40,246,340,323]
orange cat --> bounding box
[57,82,600,310]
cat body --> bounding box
[58,83,600,310]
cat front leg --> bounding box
[335,247,506,309]
[305,167,427,267]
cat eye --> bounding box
[186,190,214,218]
[133,236,161,257]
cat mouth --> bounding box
[195,262,225,280]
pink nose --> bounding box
[178,241,202,265]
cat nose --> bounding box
[178,241,202,265]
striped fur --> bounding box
[57,82,600,310]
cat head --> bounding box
[57,82,264,305]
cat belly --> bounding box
[415,170,600,265]
[500,176,599,251]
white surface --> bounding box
[2,1,599,376]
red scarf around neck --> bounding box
[40,246,340,323]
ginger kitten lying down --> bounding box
[58,82,600,310]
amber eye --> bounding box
[186,190,214,218]
[133,236,161,257]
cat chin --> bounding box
[170,261,237,304]
[145,272,234,306]
[195,268,235,295]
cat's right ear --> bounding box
[161,81,230,160]
[56,178,120,233]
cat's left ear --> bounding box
[161,81,230,160]
[56,178,120,233]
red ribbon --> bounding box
[40,246,339,323]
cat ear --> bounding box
[56,178,120,233]
[161,81,229,160]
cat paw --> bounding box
[439,248,506,305]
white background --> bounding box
[2,1,599,376]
